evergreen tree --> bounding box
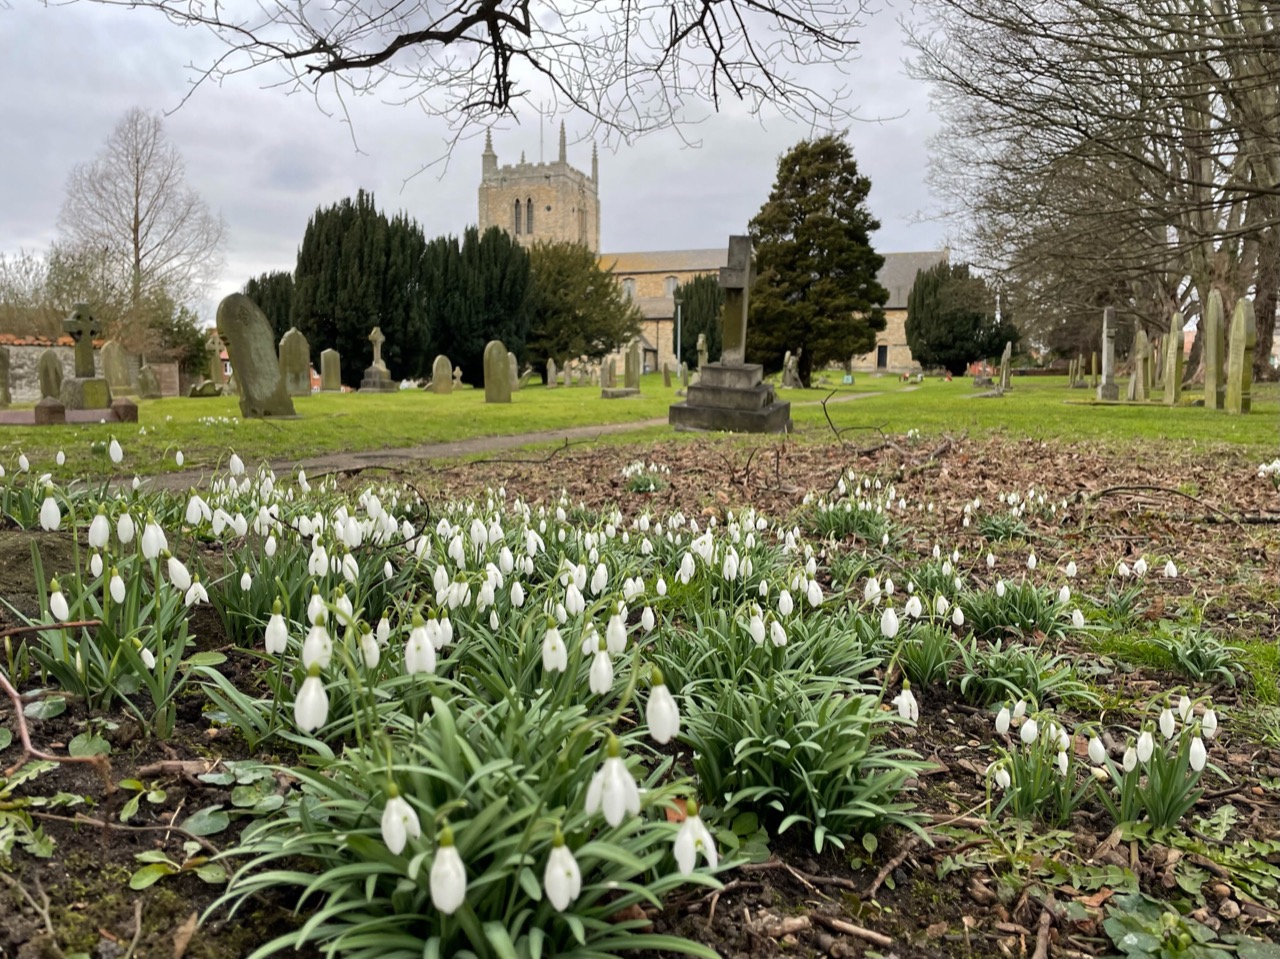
[671,273,724,370]
[747,135,888,386]
[526,241,641,371]
[904,261,1019,375]
[242,270,294,341]
[291,190,430,383]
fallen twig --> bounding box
[0,871,54,934]
[738,857,860,892]
[1082,484,1242,528]
[812,914,895,947]
[864,835,919,899]
[28,811,220,856]
[1031,893,1055,959]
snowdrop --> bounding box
[777,588,794,616]
[1133,557,1148,577]
[996,579,1006,598]
[864,577,882,603]
[605,613,627,654]
[904,595,923,619]
[995,704,1011,734]
[141,519,166,560]
[542,626,568,672]
[544,831,582,911]
[1202,709,1218,740]
[108,437,123,464]
[229,452,245,476]
[806,579,823,608]
[1136,730,1154,764]
[294,667,329,732]
[1058,585,1070,604]
[1027,552,1037,571]
[673,801,718,875]
[109,569,126,604]
[39,489,61,531]
[647,669,681,744]
[1189,734,1207,772]
[264,602,288,655]
[585,736,641,827]
[1020,717,1039,744]
[640,606,655,633]
[880,606,900,639]
[1117,561,1131,578]
[166,554,192,592]
[892,682,919,723]
[951,607,964,627]
[240,570,252,591]
[380,789,421,855]
[430,825,467,915]
[184,576,209,607]
[987,552,996,569]
[589,641,614,695]
[1163,560,1178,578]
[1088,736,1107,766]
[302,618,333,670]
[88,509,110,549]
[1159,708,1176,740]
[1064,560,1077,578]
[89,552,103,578]
[49,579,70,622]
[405,617,437,674]
[769,618,787,647]
[1071,608,1085,629]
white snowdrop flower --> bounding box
[511,581,526,607]
[1159,708,1177,740]
[880,606,900,639]
[1056,750,1069,776]
[585,739,641,827]
[647,671,681,744]
[375,616,391,646]
[1189,736,1207,772]
[769,619,787,647]
[1012,699,1026,720]
[1027,552,1037,571]
[88,510,110,549]
[935,594,950,617]
[141,520,166,560]
[384,560,395,581]
[1020,718,1039,744]
[884,577,896,596]
[1164,560,1178,579]
[139,647,156,670]
[641,606,655,633]
[951,606,965,627]
[358,628,380,668]
[405,618,437,674]
[657,577,667,597]
[1071,608,1085,629]
[380,791,420,855]
[1065,561,1078,578]
[1123,745,1138,773]
[49,580,70,621]
[1136,730,1154,764]
[430,829,467,915]
[1088,736,1107,766]
[39,490,61,531]
[933,544,942,560]
[904,595,923,619]
[748,611,766,644]
[175,450,184,466]
[589,645,614,695]
[996,579,1006,598]
[166,555,192,592]
[108,437,123,465]
[264,535,277,557]
[542,626,567,672]
[240,570,253,591]
[1178,695,1193,722]
[334,589,354,625]
[109,569,126,604]
[892,683,919,723]
[1202,710,1218,739]
[17,453,29,472]
[673,805,718,875]
[992,764,1011,791]
[995,705,1011,734]
[89,552,103,578]
[294,669,329,732]
[1133,557,1148,577]
[1117,561,1131,578]
[302,620,333,670]
[605,614,627,654]
[228,453,244,476]
[864,577,881,603]
[942,560,952,577]
[264,603,289,655]
[307,590,327,627]
[543,834,582,912]
[184,577,210,607]
[806,579,823,608]
[185,493,211,526]
[777,588,794,616]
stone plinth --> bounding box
[110,398,139,423]
[33,397,66,425]
[669,362,791,433]
[360,366,396,392]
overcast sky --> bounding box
[0,1,945,320]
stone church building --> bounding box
[477,130,947,375]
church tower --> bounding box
[477,123,601,252]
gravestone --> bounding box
[38,349,64,399]
[1067,358,1076,387]
[781,349,804,389]
[484,341,511,403]
[137,365,162,399]
[1074,354,1087,388]
[1225,298,1256,414]
[110,398,138,423]
[101,340,135,396]
[1097,307,1119,401]
[278,328,312,397]
[60,305,111,410]
[207,332,227,385]
[1091,351,1099,388]
[999,342,1012,391]
[519,365,538,389]
[662,363,672,388]
[432,355,453,395]
[1131,330,1151,401]
[680,362,689,388]
[604,344,641,399]
[360,327,396,392]
[34,397,65,425]
[189,380,221,398]
[452,365,464,390]
[151,362,180,397]
[0,347,9,408]
[602,359,617,390]
[508,352,520,392]
[320,349,342,391]
[1203,291,1225,410]
[215,293,297,418]
[1151,337,1164,389]
[669,235,791,433]
[696,333,708,370]
[1162,313,1185,405]
[546,357,558,389]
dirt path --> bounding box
[141,389,900,491]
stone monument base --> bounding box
[34,397,66,425]
[668,362,792,434]
[602,387,640,399]
[360,365,397,392]
[60,377,112,411]
[1097,384,1119,401]
[111,398,139,423]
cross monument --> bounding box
[62,304,100,378]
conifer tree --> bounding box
[527,241,641,370]
[747,135,888,385]
[671,273,724,370]
[904,261,1018,375]
[242,270,294,342]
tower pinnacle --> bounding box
[558,121,567,163]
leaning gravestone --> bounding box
[546,357,558,389]
[999,342,1012,391]
[60,305,111,410]
[278,328,312,397]
[508,352,520,392]
[100,340,135,396]
[137,366,162,399]
[38,349,64,400]
[484,341,511,403]
[1225,298,1256,414]
[1203,291,1226,410]
[432,355,453,395]
[1162,312,1185,406]
[1097,307,1119,401]
[207,332,227,386]
[0,346,9,408]
[320,349,342,392]
[215,293,296,418]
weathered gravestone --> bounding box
[61,305,111,410]
[696,334,708,371]
[320,349,342,392]
[360,327,397,392]
[279,328,312,397]
[781,349,804,389]
[999,342,1012,391]
[484,341,512,403]
[680,362,689,388]
[452,366,464,390]
[1151,337,1164,389]
[432,355,453,395]
[669,236,791,433]
[1091,351,1099,389]
[1225,298,1256,414]
[1162,313,1185,406]
[207,332,227,386]
[38,349,64,400]
[662,363,672,388]
[34,396,66,425]
[1066,359,1076,388]
[1203,291,1226,410]
[1097,307,1119,401]
[137,365,162,399]
[0,346,10,408]
[100,340,135,396]
[601,359,617,392]
[1131,330,1152,401]
[508,352,520,392]
[215,293,297,418]
[604,344,640,398]
[546,357,558,389]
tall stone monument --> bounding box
[278,328,312,397]
[1225,297,1256,414]
[215,294,297,418]
[432,355,453,395]
[1203,291,1225,410]
[669,236,791,433]
[1097,307,1119,401]
[484,341,512,403]
[1162,312,1185,406]
[320,349,342,392]
[359,327,396,392]
[60,304,111,410]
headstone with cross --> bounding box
[369,327,387,371]
[360,325,396,392]
[63,304,100,379]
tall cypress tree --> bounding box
[671,273,724,369]
[241,271,294,342]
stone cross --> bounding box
[1097,307,1119,400]
[718,236,756,365]
[1203,291,1225,410]
[62,304,100,378]
[369,327,387,371]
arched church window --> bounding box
[622,278,636,300]
[514,199,522,235]
[526,198,534,234]
[664,276,678,296]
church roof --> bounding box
[599,249,727,275]
[878,250,950,309]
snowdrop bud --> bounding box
[880,606,899,639]
[1065,561,1077,578]
[1071,608,1085,629]
[605,614,627,654]
[116,512,135,544]
[1136,730,1154,764]
[359,627,380,668]
[904,596,922,619]
[1189,736,1207,772]
[430,826,467,915]
[935,595,950,617]
[995,705,1011,734]
[1012,700,1026,720]
[1117,561,1131,578]
[166,554,192,592]
[511,581,526,607]
[1163,560,1178,579]
[39,489,61,531]
[109,568,126,604]
[542,626,567,672]
[952,607,964,627]
[769,619,787,647]
[589,644,614,695]
[806,579,823,608]
[1020,717,1039,744]
[175,450,184,466]
[240,570,253,591]
[656,576,667,597]
[108,437,123,464]
[641,606,655,633]
[1202,710,1218,739]
[88,509,110,549]
[647,669,681,744]
[996,579,1006,598]
[993,765,1011,791]
[1088,736,1107,765]
[1133,557,1148,577]
[544,831,581,911]
[987,552,996,569]
[265,535,277,557]
[294,667,329,732]
[229,453,244,476]
[1027,552,1037,571]
[48,579,70,621]
[380,789,421,855]
[1058,585,1070,604]
[55,450,65,466]
[884,577,895,596]
[748,612,766,644]
[1123,745,1137,772]
[1056,750,1069,776]
[265,601,288,655]
[1159,708,1176,740]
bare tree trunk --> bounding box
[1253,226,1280,380]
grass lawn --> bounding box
[0,372,1275,478]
